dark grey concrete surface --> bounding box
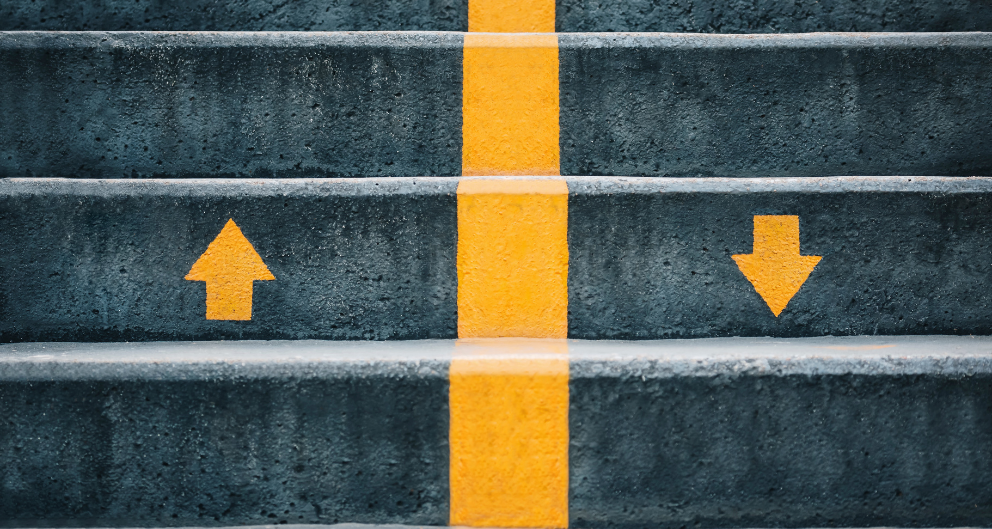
[567,336,992,528]
[3,176,992,341]
[0,336,990,526]
[2,33,991,179]
[0,341,451,527]
[0,0,467,31]
[0,178,459,341]
[1,0,989,32]
[567,175,992,338]
[0,32,463,179]
[557,0,992,32]
[559,33,992,177]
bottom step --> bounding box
[1,337,990,527]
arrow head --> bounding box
[732,253,821,316]
[185,219,275,282]
[733,215,821,317]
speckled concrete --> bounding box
[558,32,992,177]
[1,0,989,32]
[0,177,459,342]
[0,32,463,179]
[0,336,990,526]
[1,176,992,341]
[556,0,992,32]
[1,33,991,179]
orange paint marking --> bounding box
[457,179,568,338]
[468,0,555,32]
[462,34,560,176]
[185,219,274,321]
[450,339,569,528]
[732,215,821,317]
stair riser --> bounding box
[2,177,990,341]
[1,338,990,527]
[2,0,991,32]
[2,33,990,179]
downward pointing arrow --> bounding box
[732,215,821,317]
[185,219,275,321]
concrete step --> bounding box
[2,0,990,32]
[1,32,990,179]
[0,336,989,526]
[2,176,990,341]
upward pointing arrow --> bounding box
[732,215,821,317]
[185,219,275,321]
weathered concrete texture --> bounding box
[1,0,988,32]
[3,176,992,342]
[0,341,451,527]
[0,336,990,527]
[557,0,992,32]
[0,0,466,31]
[567,176,992,338]
[0,178,458,341]
[3,33,992,179]
[568,336,992,527]
[0,32,462,179]
[559,33,992,177]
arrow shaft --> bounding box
[204,280,255,321]
[752,215,801,255]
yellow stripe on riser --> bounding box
[456,179,569,339]
[449,339,569,528]
[462,34,560,177]
[468,0,555,32]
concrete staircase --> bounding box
[1,0,990,527]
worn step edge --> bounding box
[1,335,990,379]
[1,337,991,527]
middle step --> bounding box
[2,176,989,341]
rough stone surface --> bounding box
[2,33,992,178]
[0,178,458,341]
[2,176,992,341]
[0,32,463,179]
[570,364,992,527]
[0,342,450,527]
[557,0,992,32]
[1,0,989,32]
[567,176,992,338]
[559,33,992,177]
[0,337,990,527]
[0,0,467,31]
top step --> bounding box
[2,32,991,179]
[1,0,990,32]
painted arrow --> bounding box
[185,219,275,321]
[732,215,821,317]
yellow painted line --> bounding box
[468,0,555,32]
[457,179,568,338]
[456,1,566,523]
[732,215,822,317]
[450,339,569,528]
[185,219,274,321]
[462,33,560,176]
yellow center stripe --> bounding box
[454,1,567,525]
[462,34,560,176]
[468,0,555,32]
[449,339,570,528]
[457,178,569,338]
